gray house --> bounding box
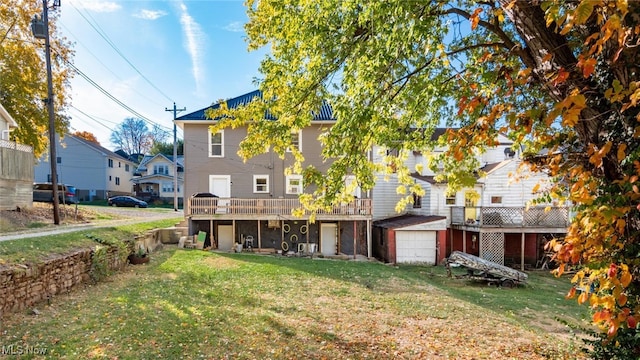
[34,134,137,201]
[175,90,372,256]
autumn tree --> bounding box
[0,1,74,157]
[110,118,168,156]
[208,0,640,355]
[72,130,99,144]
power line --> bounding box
[59,22,166,108]
[65,61,172,134]
[68,1,174,104]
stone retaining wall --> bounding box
[0,246,125,316]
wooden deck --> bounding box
[187,197,372,220]
[450,206,570,232]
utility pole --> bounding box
[165,103,185,211]
[32,0,61,225]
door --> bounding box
[465,191,478,222]
[218,225,234,251]
[320,223,337,256]
[209,175,231,213]
[395,230,436,264]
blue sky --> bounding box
[58,0,265,150]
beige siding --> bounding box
[0,144,34,210]
[183,123,334,198]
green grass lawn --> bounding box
[0,219,180,264]
[0,248,592,359]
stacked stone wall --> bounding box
[0,246,125,316]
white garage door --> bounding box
[396,230,436,264]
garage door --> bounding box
[396,230,436,264]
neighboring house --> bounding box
[132,153,184,204]
[34,134,137,201]
[0,103,33,210]
[372,129,569,268]
[175,90,372,256]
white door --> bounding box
[320,223,337,256]
[218,225,234,251]
[209,175,231,213]
[395,230,436,264]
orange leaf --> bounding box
[470,8,483,30]
[553,68,570,86]
[617,143,627,162]
[621,271,632,287]
[580,58,597,78]
[618,293,628,306]
[566,287,577,299]
[578,291,589,304]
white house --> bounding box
[34,134,137,201]
[131,153,184,204]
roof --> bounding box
[373,214,447,229]
[136,153,184,172]
[175,90,334,122]
[480,160,514,175]
[410,172,439,184]
[67,134,134,163]
[0,103,18,128]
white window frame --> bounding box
[445,194,456,206]
[154,164,169,175]
[209,130,224,157]
[287,130,301,152]
[253,175,269,193]
[286,175,303,194]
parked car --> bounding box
[33,183,78,204]
[108,196,148,208]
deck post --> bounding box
[521,232,525,271]
[258,220,262,251]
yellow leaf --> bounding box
[621,271,632,287]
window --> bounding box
[491,196,503,204]
[118,162,121,168]
[109,176,112,181]
[344,175,361,198]
[287,130,301,152]
[446,194,456,205]
[154,164,169,175]
[56,156,61,164]
[125,164,130,172]
[286,175,303,194]
[108,159,113,168]
[253,175,269,193]
[413,193,422,208]
[162,182,173,193]
[115,177,120,185]
[209,130,224,157]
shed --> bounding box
[373,214,447,265]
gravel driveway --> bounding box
[0,207,184,242]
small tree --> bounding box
[149,139,183,156]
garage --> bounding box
[373,214,447,265]
[396,230,437,264]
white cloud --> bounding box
[224,21,245,33]
[133,9,168,21]
[72,0,121,13]
[178,2,206,92]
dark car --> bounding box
[33,183,79,204]
[107,196,148,208]
[191,192,219,198]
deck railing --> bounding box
[188,197,372,217]
[451,206,570,227]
